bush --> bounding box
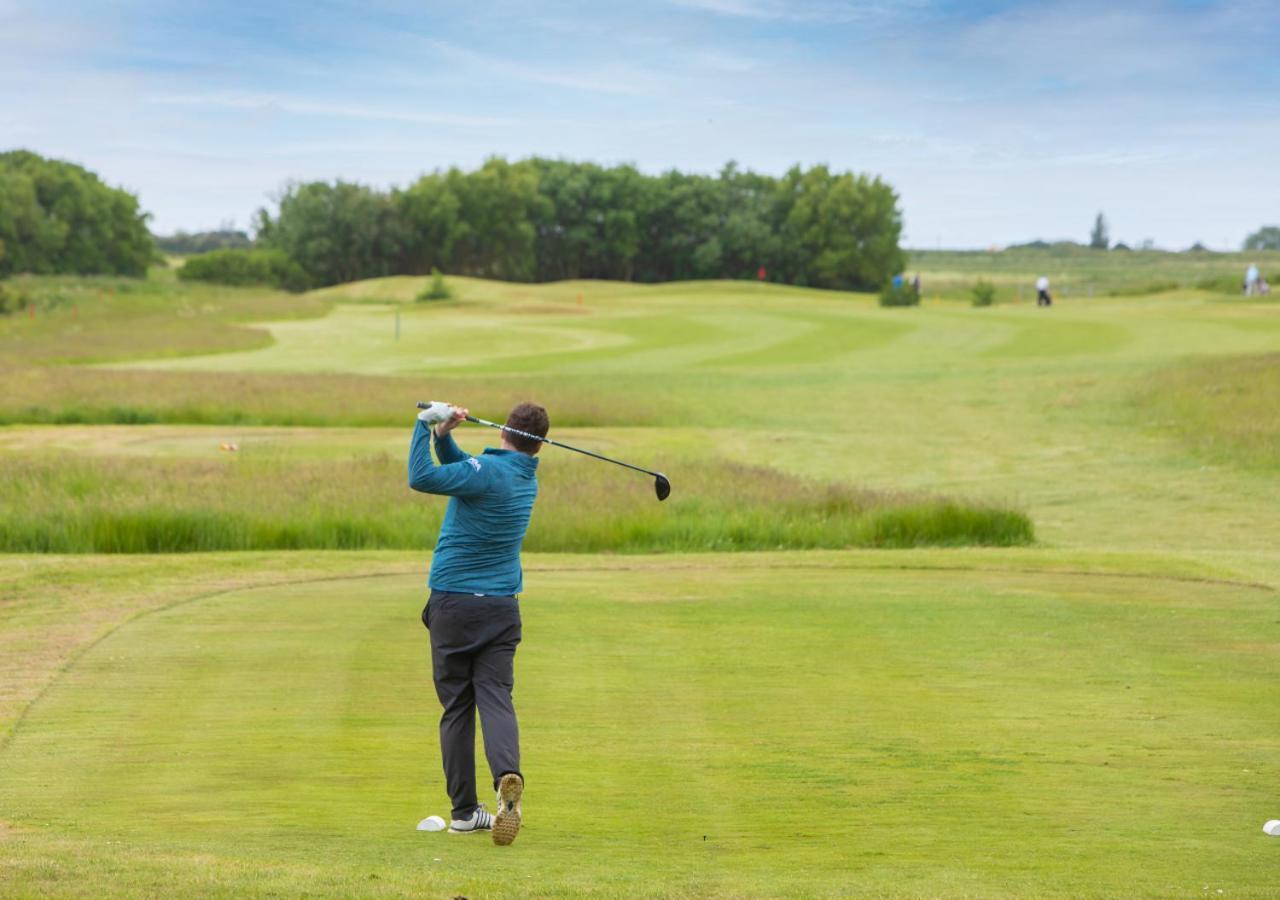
[879,280,919,307]
[178,248,310,292]
[0,280,29,315]
[417,267,452,302]
[971,280,996,307]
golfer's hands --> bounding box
[434,407,468,438]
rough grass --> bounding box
[0,366,678,427]
[0,453,1031,553]
[3,273,1279,558]
[1138,352,1280,468]
[0,273,329,365]
[908,247,1280,301]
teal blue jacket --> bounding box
[408,420,539,595]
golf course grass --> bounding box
[2,552,1276,897]
[2,261,1278,896]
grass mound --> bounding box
[0,274,331,366]
[1139,352,1280,468]
[0,454,1031,553]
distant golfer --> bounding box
[408,401,550,845]
[1245,263,1260,296]
[1036,275,1053,307]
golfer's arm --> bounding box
[408,421,487,496]
[432,430,470,465]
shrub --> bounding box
[177,248,310,292]
[417,267,452,302]
[879,280,919,307]
[971,280,996,307]
[0,281,27,315]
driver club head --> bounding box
[654,473,671,502]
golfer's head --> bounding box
[505,402,549,455]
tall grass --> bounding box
[0,454,1032,553]
[0,367,679,427]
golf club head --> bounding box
[654,473,671,502]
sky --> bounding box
[2,0,1277,249]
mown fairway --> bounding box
[2,553,1277,897]
[2,265,1279,896]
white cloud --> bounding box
[665,0,928,24]
[418,38,668,97]
[4,0,1277,247]
[690,49,758,73]
[145,91,513,128]
[953,2,1235,87]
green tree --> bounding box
[1090,212,1109,250]
[254,157,906,293]
[257,180,406,287]
[716,163,782,281]
[0,150,153,277]
[1243,226,1280,251]
[774,165,905,290]
[526,159,644,281]
[397,173,461,275]
[633,170,725,282]
[445,157,538,281]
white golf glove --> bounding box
[417,401,455,425]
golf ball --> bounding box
[1264,820,1280,837]
[417,815,447,832]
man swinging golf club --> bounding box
[408,400,549,845]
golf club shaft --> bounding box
[466,415,663,479]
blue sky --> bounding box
[2,0,1276,248]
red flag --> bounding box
[757,266,767,281]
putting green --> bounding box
[2,560,1277,896]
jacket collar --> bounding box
[482,447,539,471]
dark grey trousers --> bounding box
[422,590,523,820]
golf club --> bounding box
[417,402,671,501]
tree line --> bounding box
[252,158,906,291]
[0,150,153,278]
[154,228,251,255]
[0,150,907,292]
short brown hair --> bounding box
[505,402,549,454]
